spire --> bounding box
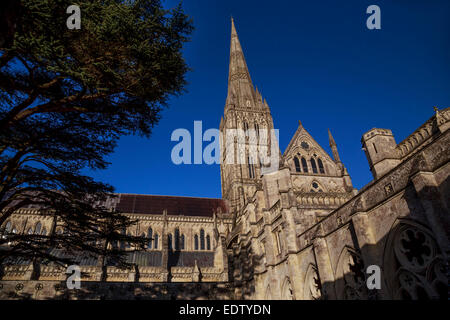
[328,129,336,146]
[328,129,341,163]
[255,86,262,102]
[226,18,256,108]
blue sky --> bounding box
[86,0,450,198]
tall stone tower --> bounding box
[219,19,275,218]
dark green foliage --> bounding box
[0,0,193,267]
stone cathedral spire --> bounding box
[226,18,258,110]
[220,18,275,216]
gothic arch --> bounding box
[335,246,368,300]
[301,157,308,173]
[383,219,446,300]
[242,119,249,131]
[147,227,153,249]
[4,221,12,233]
[293,156,301,172]
[280,277,294,300]
[34,221,42,235]
[317,158,325,174]
[154,233,159,249]
[303,264,322,300]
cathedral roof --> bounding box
[113,194,227,217]
[4,191,227,218]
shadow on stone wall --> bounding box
[227,239,266,299]
[0,280,233,300]
[223,170,449,300]
[317,179,449,300]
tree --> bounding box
[0,0,193,269]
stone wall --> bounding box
[0,280,233,300]
[228,109,449,300]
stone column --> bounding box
[262,210,276,266]
[280,190,300,253]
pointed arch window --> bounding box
[148,227,153,249]
[243,121,249,132]
[2,221,11,239]
[154,234,159,249]
[200,229,205,250]
[5,221,11,233]
[168,234,173,250]
[317,159,325,174]
[194,234,199,250]
[294,157,301,172]
[41,228,47,236]
[120,229,126,250]
[301,158,308,173]
[35,222,42,235]
[181,234,185,250]
[310,158,318,174]
[248,157,256,179]
[255,123,260,138]
[27,227,33,235]
[206,235,211,251]
[175,228,180,250]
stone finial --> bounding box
[328,129,341,163]
[192,260,200,282]
[328,128,337,146]
[434,106,449,132]
[298,120,302,127]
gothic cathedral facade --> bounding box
[221,19,448,300]
[0,20,448,300]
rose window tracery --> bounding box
[389,224,446,300]
[395,228,434,271]
[342,250,368,300]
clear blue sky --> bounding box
[86,0,450,198]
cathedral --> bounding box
[0,19,448,300]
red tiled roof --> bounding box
[114,194,227,217]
